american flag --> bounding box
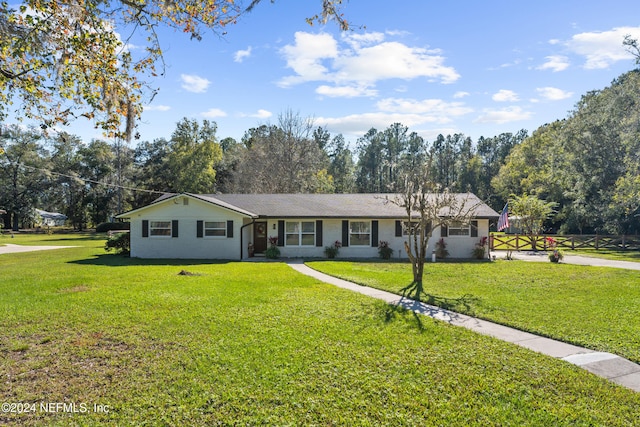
[497,202,510,231]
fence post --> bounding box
[490,235,494,250]
[622,235,626,250]
[595,235,599,250]
[571,236,575,250]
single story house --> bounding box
[116,193,499,260]
[35,209,68,227]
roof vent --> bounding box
[183,198,189,206]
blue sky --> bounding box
[71,1,640,146]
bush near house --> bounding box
[96,222,131,233]
[104,232,130,255]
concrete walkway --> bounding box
[0,243,76,254]
[287,260,640,393]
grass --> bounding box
[306,260,640,364]
[0,231,104,247]
[1,235,639,425]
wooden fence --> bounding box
[490,234,640,251]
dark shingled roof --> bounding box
[120,193,499,220]
[196,193,500,219]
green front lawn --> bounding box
[1,236,639,425]
[306,260,640,365]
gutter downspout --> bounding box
[240,218,256,260]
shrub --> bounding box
[546,237,564,263]
[105,232,130,255]
[266,246,281,259]
[96,222,130,233]
[378,241,394,260]
[324,240,342,259]
[266,235,280,259]
[472,236,488,260]
[435,238,449,259]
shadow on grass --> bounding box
[379,290,481,332]
[46,236,107,242]
[68,254,235,267]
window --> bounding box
[448,221,471,236]
[285,221,315,246]
[403,221,419,236]
[205,221,226,237]
[350,221,371,246]
[150,221,172,236]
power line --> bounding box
[7,160,170,195]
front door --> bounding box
[253,222,268,254]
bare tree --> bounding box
[386,165,478,302]
[234,110,332,193]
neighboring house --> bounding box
[116,193,499,260]
[35,209,68,227]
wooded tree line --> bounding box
[494,70,640,235]
[2,69,640,234]
[0,110,524,231]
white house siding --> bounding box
[257,218,490,260]
[129,196,247,260]
[439,219,490,259]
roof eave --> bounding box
[116,193,258,219]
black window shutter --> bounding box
[371,220,379,247]
[197,220,203,238]
[227,220,234,238]
[277,220,285,246]
[395,220,402,237]
[316,220,323,247]
[471,220,478,238]
[172,220,179,238]
[142,220,149,238]
[342,220,349,247]
[441,223,448,237]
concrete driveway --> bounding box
[0,243,77,254]
[503,250,640,271]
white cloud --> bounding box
[566,26,640,69]
[201,108,227,118]
[536,87,573,101]
[234,46,252,63]
[239,109,273,119]
[317,112,432,136]
[453,91,470,99]
[333,41,459,84]
[474,106,532,124]
[376,98,473,121]
[342,31,386,49]
[180,74,211,93]
[143,104,171,112]
[279,32,339,87]
[250,109,273,119]
[316,97,473,137]
[492,89,519,102]
[316,85,377,98]
[278,31,460,91]
[538,55,570,72]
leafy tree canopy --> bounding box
[0,1,347,139]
